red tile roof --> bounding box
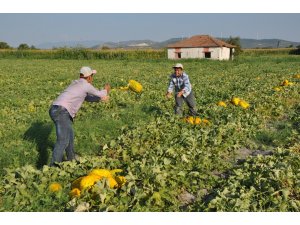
[167,35,236,48]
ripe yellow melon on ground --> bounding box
[194,117,201,124]
[273,87,282,91]
[79,174,102,190]
[186,116,194,124]
[231,97,241,106]
[239,100,250,109]
[281,80,289,86]
[217,101,227,107]
[89,169,112,178]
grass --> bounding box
[0,55,299,175]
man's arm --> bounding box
[181,75,192,97]
[166,76,174,97]
[86,83,109,102]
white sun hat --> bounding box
[80,66,97,77]
[172,63,183,69]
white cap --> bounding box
[80,66,97,77]
[172,63,183,69]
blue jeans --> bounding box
[49,105,75,166]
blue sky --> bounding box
[1,13,300,47]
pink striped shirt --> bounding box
[53,78,107,118]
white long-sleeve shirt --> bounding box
[52,78,107,118]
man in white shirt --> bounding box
[49,66,110,166]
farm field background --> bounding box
[0,54,299,211]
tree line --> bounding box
[0,41,38,50]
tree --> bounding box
[18,43,30,50]
[289,45,300,55]
[30,45,38,50]
[0,41,11,49]
[226,36,242,56]
[101,45,110,50]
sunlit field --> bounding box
[0,54,299,211]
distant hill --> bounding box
[151,38,186,48]
[239,38,300,49]
[92,40,157,49]
[92,38,189,49]
[37,38,300,49]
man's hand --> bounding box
[101,95,110,102]
[177,90,184,98]
[105,83,111,94]
[166,92,172,99]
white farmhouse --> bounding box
[167,35,235,60]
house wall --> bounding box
[210,48,220,59]
[219,47,231,60]
[168,47,233,60]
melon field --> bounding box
[0,54,299,212]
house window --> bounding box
[174,48,182,59]
[205,52,211,58]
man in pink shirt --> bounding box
[49,66,110,166]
